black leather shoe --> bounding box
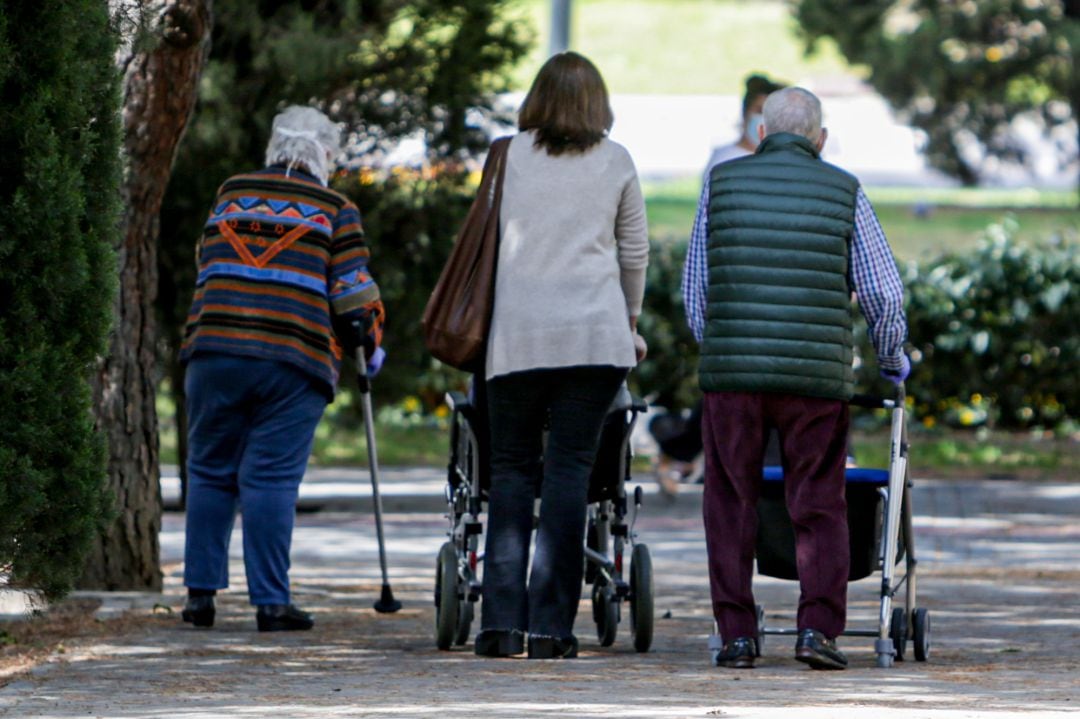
[474,629,525,657]
[712,637,756,668]
[181,595,215,628]
[255,604,314,632]
[795,628,848,670]
[527,635,579,659]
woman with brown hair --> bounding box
[475,52,649,659]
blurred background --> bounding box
[150,0,1077,477]
[3,0,1078,598]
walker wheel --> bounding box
[592,583,618,647]
[629,544,654,652]
[890,607,907,662]
[434,542,460,650]
[912,608,930,662]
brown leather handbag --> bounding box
[421,137,511,372]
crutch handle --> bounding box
[352,320,372,393]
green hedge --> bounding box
[322,182,1077,438]
[612,220,1078,433]
[895,219,1077,431]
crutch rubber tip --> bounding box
[373,584,402,614]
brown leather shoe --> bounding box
[795,628,848,670]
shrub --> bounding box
[633,236,699,409]
[890,218,1078,431]
[0,2,118,598]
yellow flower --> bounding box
[985,46,1003,62]
[402,396,421,413]
[434,404,450,419]
[358,168,376,185]
[971,393,983,404]
[959,409,976,426]
[922,416,936,429]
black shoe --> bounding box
[255,604,314,632]
[474,629,525,657]
[795,628,848,670]
[527,635,579,659]
[181,595,215,628]
[712,637,756,668]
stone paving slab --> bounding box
[2,478,1079,718]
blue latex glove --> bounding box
[366,346,386,377]
[880,354,911,385]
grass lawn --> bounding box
[297,422,1080,480]
[643,178,1079,261]
[507,0,860,94]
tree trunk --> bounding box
[81,0,212,590]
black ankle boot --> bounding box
[181,594,216,628]
[474,629,525,657]
[527,635,579,659]
[256,604,314,632]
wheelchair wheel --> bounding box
[592,583,618,647]
[755,604,765,657]
[629,543,654,652]
[889,606,907,661]
[453,597,474,647]
[435,542,459,650]
[912,608,930,662]
[584,520,600,585]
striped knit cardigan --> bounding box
[180,166,384,399]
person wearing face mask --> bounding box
[703,74,787,179]
[649,74,788,495]
[684,88,909,670]
[178,105,386,632]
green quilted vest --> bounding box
[700,132,858,400]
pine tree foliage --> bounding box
[158,0,531,412]
[793,0,1079,187]
[0,1,120,599]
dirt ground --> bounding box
[2,478,1079,718]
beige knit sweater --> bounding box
[485,131,649,380]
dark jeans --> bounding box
[184,354,327,605]
[481,365,627,639]
[701,391,850,641]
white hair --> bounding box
[264,105,343,186]
[762,87,823,143]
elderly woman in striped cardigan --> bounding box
[179,106,384,632]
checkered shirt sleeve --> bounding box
[852,187,907,371]
[681,180,710,344]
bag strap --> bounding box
[480,136,512,205]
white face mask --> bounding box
[744,113,765,148]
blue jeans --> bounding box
[183,354,327,606]
[481,365,627,639]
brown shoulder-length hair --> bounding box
[518,52,614,156]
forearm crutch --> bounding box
[355,331,402,614]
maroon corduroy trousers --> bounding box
[701,391,850,641]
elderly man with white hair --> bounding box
[682,87,909,669]
[179,105,385,632]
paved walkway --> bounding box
[2,473,1080,718]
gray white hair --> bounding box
[762,87,823,143]
[264,105,343,186]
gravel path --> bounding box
[2,477,1078,718]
